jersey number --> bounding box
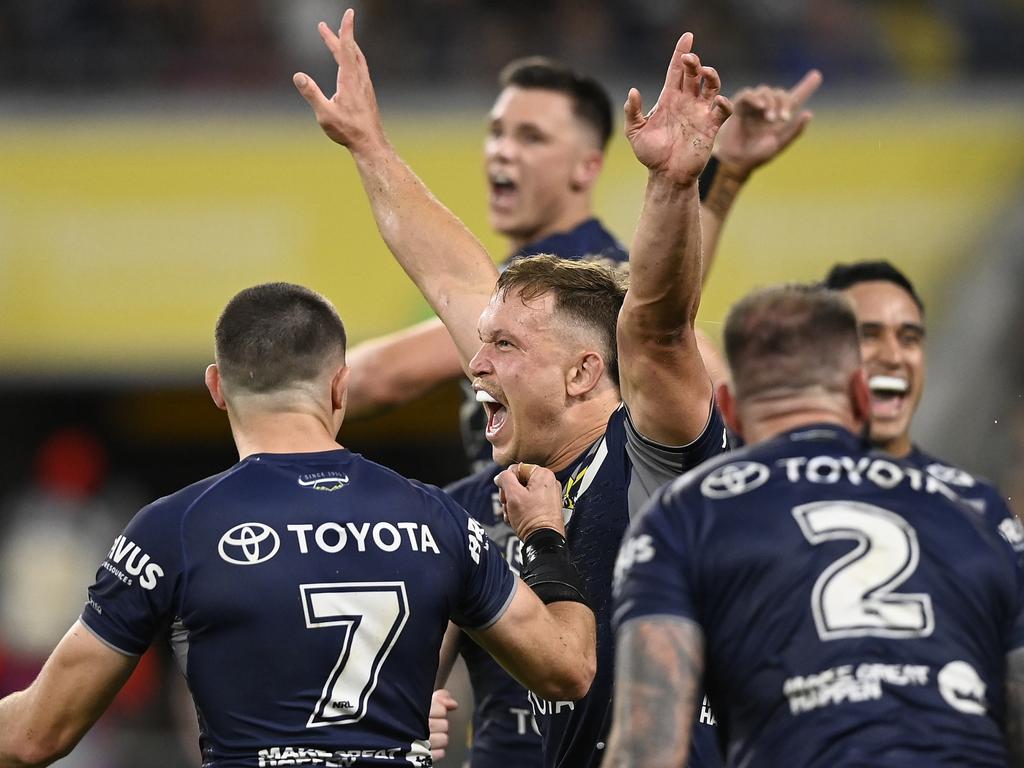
[300,582,410,727]
[792,501,934,641]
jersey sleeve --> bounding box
[612,483,699,632]
[80,495,183,656]
[436,491,517,631]
[623,399,729,516]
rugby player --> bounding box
[293,11,731,767]
[434,68,823,768]
[0,283,596,767]
[823,260,1021,549]
[605,284,1024,767]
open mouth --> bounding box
[489,172,518,211]
[868,375,908,419]
[476,388,509,439]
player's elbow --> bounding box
[535,648,597,702]
[9,729,78,767]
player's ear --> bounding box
[205,364,228,411]
[566,351,606,397]
[331,364,351,413]
[570,147,604,192]
[849,367,871,429]
[717,382,742,437]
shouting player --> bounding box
[294,11,730,767]
[0,283,596,767]
[606,284,1024,766]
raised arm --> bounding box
[293,10,497,370]
[700,70,822,285]
[345,319,463,418]
[601,616,705,768]
[616,34,732,446]
[0,621,138,767]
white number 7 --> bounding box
[300,582,410,727]
[793,501,934,641]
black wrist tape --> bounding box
[520,529,591,608]
[698,155,720,202]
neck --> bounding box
[738,392,862,446]
[873,433,913,459]
[541,391,619,473]
[506,202,592,254]
[229,410,342,460]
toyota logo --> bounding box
[218,523,280,565]
[700,461,770,499]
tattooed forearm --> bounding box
[1006,648,1024,767]
[703,167,746,220]
[602,616,705,768]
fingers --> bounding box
[700,65,721,102]
[516,462,538,486]
[661,32,694,93]
[292,71,330,113]
[623,87,644,134]
[789,69,823,109]
[432,688,458,712]
[680,52,702,98]
[712,94,734,125]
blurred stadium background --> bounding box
[1,1,1022,765]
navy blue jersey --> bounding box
[615,425,1024,768]
[460,218,628,471]
[445,464,541,768]
[533,403,728,768]
[904,445,1024,558]
[82,449,516,768]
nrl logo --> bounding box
[297,473,350,492]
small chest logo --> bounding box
[297,473,350,492]
[218,522,281,565]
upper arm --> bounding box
[617,308,714,448]
[345,318,468,417]
[604,616,705,768]
[434,621,462,689]
[466,579,595,701]
[0,621,138,764]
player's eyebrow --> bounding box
[899,322,926,337]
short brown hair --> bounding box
[723,284,861,400]
[499,57,613,150]
[496,255,627,386]
[215,282,346,394]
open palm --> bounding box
[624,33,733,184]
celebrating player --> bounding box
[823,260,1021,550]
[605,284,1024,767]
[294,11,731,767]
[0,283,596,767]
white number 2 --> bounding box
[792,501,934,641]
[300,582,410,727]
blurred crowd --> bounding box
[1,0,1022,92]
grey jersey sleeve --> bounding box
[623,399,726,520]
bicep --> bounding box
[604,616,705,768]
[17,621,138,759]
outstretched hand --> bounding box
[713,69,823,177]
[292,8,385,152]
[624,33,733,185]
[494,463,565,542]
